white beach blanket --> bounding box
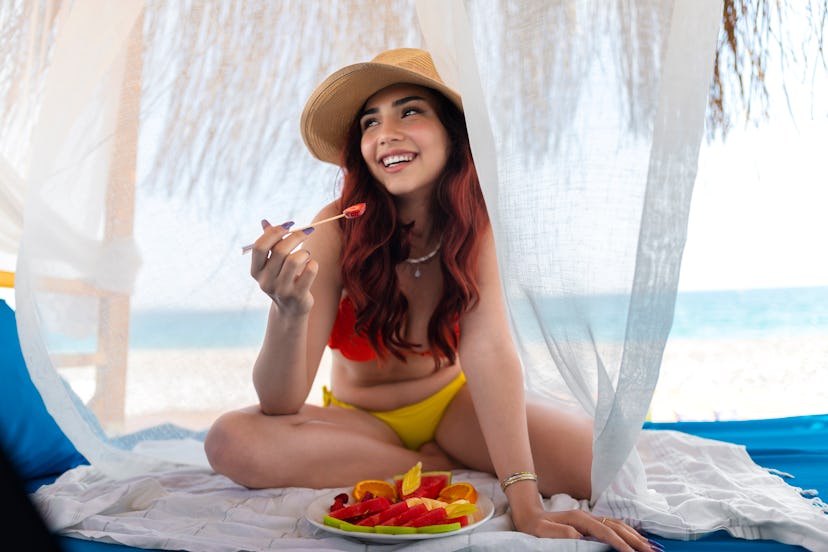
[32,430,828,551]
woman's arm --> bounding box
[457,227,541,511]
[459,229,654,551]
[250,202,343,415]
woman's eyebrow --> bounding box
[360,96,426,119]
[392,95,425,107]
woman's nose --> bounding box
[378,121,403,145]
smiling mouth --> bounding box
[381,153,415,167]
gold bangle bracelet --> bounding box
[500,471,538,492]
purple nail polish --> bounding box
[281,221,295,229]
[648,539,665,551]
[261,219,271,229]
[302,227,315,235]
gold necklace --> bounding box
[404,242,441,278]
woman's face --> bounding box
[359,84,450,200]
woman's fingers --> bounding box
[292,256,318,297]
[249,221,295,275]
[251,225,309,276]
[249,222,317,310]
[578,514,654,552]
[536,511,655,552]
[603,517,659,551]
[272,249,313,295]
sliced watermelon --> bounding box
[380,503,428,526]
[403,507,448,527]
[375,525,417,535]
[356,501,409,526]
[417,522,462,534]
[392,471,452,499]
[336,520,375,533]
[445,515,470,527]
[328,496,391,521]
[323,515,342,529]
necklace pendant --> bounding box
[414,266,421,278]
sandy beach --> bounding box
[652,334,828,422]
[88,347,335,433]
[60,332,828,435]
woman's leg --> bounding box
[204,403,458,489]
[434,387,594,499]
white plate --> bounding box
[306,491,495,543]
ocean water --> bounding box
[670,286,828,340]
[45,286,828,351]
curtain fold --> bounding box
[591,0,723,500]
[16,0,171,479]
[0,154,24,253]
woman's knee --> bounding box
[204,408,302,488]
[204,410,247,476]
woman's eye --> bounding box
[362,118,378,130]
[402,107,420,117]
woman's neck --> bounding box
[398,205,438,254]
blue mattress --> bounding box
[40,414,826,551]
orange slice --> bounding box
[353,479,398,502]
[437,482,478,504]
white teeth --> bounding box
[382,154,413,167]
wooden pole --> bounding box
[89,11,143,433]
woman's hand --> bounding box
[510,503,659,551]
[250,220,318,316]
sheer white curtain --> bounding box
[0,1,59,254]
[15,0,170,477]
[10,0,719,500]
[419,0,721,501]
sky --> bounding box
[679,115,828,291]
[678,52,828,292]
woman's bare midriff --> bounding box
[329,352,462,412]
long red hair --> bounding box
[337,88,490,367]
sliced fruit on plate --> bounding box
[374,525,417,535]
[327,496,392,521]
[329,492,349,511]
[405,497,446,510]
[417,522,462,533]
[393,463,452,499]
[438,482,478,504]
[401,460,422,496]
[445,515,471,528]
[380,503,428,527]
[445,500,478,518]
[356,501,410,527]
[403,506,448,527]
[333,519,376,533]
[323,515,341,529]
[353,479,398,502]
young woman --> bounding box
[205,48,654,551]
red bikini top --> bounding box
[327,296,378,362]
[327,296,459,362]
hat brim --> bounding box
[300,61,462,165]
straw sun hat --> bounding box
[300,48,463,165]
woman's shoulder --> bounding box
[310,200,345,240]
[302,200,344,262]
[314,200,342,221]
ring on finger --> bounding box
[600,516,607,525]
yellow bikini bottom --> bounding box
[322,372,466,451]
